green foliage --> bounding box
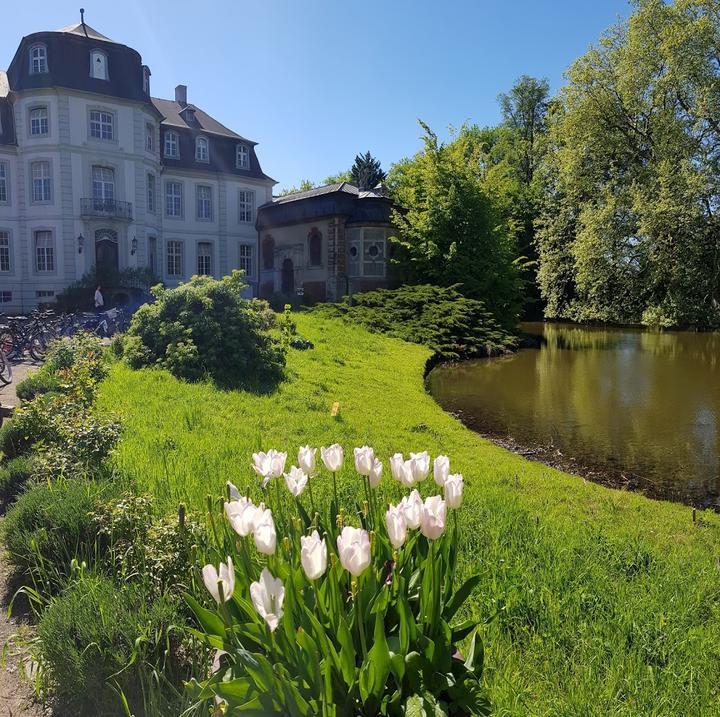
[124,271,286,389]
[15,371,61,402]
[388,122,525,328]
[37,572,187,716]
[0,419,33,459]
[315,285,516,359]
[93,493,205,598]
[56,267,159,311]
[0,455,35,505]
[536,0,720,328]
[2,479,109,591]
[351,150,387,190]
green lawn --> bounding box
[98,314,720,716]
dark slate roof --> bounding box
[151,97,254,143]
[54,22,116,43]
[257,182,394,230]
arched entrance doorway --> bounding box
[95,229,119,282]
[281,257,294,294]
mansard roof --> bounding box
[151,97,254,143]
[257,182,394,230]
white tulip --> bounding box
[409,451,430,482]
[298,445,317,476]
[202,556,235,604]
[444,473,464,509]
[300,530,328,580]
[390,453,415,487]
[420,495,447,540]
[227,481,242,501]
[321,444,344,472]
[354,445,375,476]
[385,504,407,549]
[400,489,423,529]
[284,465,309,497]
[433,455,450,487]
[250,568,285,632]
[252,450,287,487]
[225,497,261,537]
[336,526,371,577]
[368,457,383,488]
[253,507,277,555]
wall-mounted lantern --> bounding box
[77,233,85,254]
[131,236,138,256]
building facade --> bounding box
[0,20,274,313]
[256,182,395,302]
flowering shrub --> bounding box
[187,444,489,715]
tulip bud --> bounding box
[337,526,371,576]
[409,451,430,483]
[253,508,277,555]
[420,495,447,540]
[321,444,344,473]
[433,455,450,487]
[385,503,408,549]
[300,529,328,580]
[444,473,464,509]
[298,445,317,477]
[284,465,308,497]
[354,445,376,476]
[202,556,235,604]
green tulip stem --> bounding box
[427,539,436,630]
[275,476,283,530]
[355,580,368,659]
[308,478,316,517]
[332,472,339,513]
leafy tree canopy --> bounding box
[536,0,720,329]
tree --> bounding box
[350,151,386,190]
[388,122,524,328]
[498,75,550,184]
[276,179,315,197]
[536,0,720,328]
[323,169,352,184]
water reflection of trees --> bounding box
[430,323,720,505]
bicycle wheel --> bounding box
[0,350,12,386]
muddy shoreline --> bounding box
[446,411,718,510]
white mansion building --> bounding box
[0,19,395,313]
[0,20,274,312]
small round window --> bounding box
[367,244,379,258]
[349,245,359,258]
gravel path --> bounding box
[0,361,47,717]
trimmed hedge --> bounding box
[314,284,517,360]
[0,456,35,505]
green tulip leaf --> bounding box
[442,574,481,622]
[184,593,225,637]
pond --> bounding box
[427,322,720,507]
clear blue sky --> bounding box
[2,1,631,191]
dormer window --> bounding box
[29,44,48,74]
[142,66,151,95]
[236,144,249,170]
[164,130,179,158]
[90,49,108,80]
[195,136,209,162]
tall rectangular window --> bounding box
[167,240,182,277]
[89,110,114,140]
[238,189,254,223]
[196,185,212,220]
[29,45,48,74]
[166,182,183,217]
[0,163,7,203]
[197,242,212,275]
[236,144,249,169]
[164,131,179,158]
[239,244,253,277]
[31,161,51,202]
[29,107,48,136]
[145,123,154,152]
[147,174,155,213]
[34,230,54,272]
[91,166,115,204]
[0,232,10,272]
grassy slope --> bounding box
[98,314,720,716]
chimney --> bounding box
[175,84,187,107]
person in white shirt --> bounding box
[94,285,104,311]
